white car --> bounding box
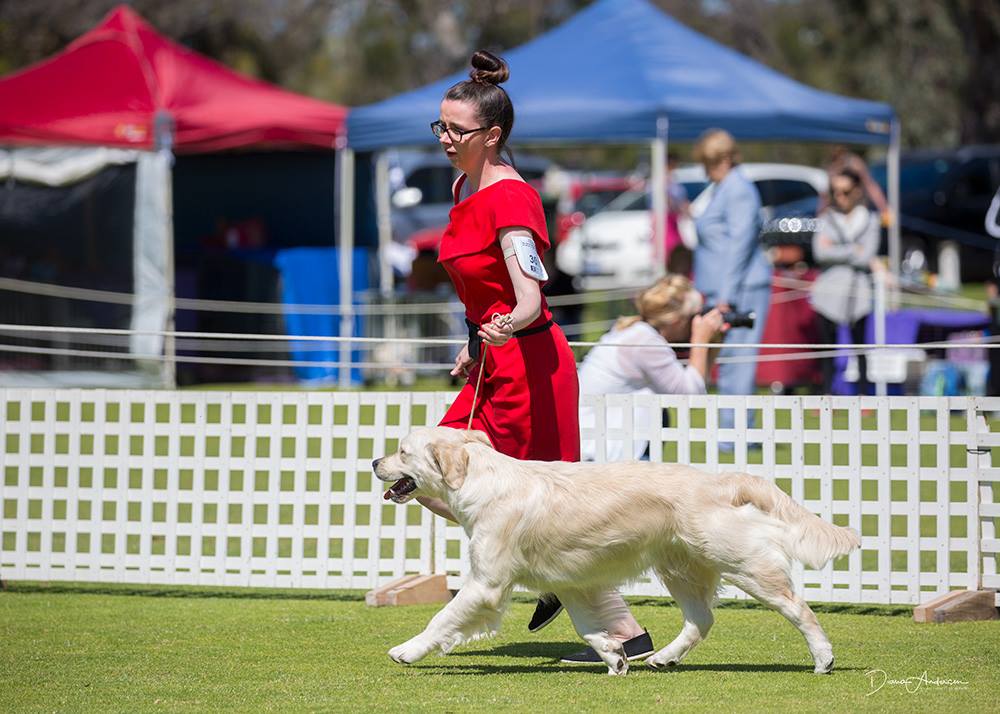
[555,163,829,290]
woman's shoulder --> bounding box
[616,320,665,344]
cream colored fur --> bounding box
[373,427,860,675]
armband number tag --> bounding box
[511,234,548,281]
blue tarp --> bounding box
[273,247,369,384]
[347,0,894,150]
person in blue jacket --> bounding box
[692,129,771,442]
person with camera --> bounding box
[691,129,771,441]
[578,274,727,461]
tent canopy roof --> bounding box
[347,0,894,151]
[0,5,347,153]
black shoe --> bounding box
[527,594,563,632]
[559,630,655,664]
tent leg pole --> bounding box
[163,149,176,389]
[651,118,668,279]
[375,151,393,297]
[337,144,356,388]
[888,119,901,308]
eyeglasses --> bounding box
[431,120,488,141]
[831,188,858,198]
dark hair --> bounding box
[833,167,862,188]
[444,50,515,159]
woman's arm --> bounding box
[478,227,543,345]
[686,310,726,383]
[812,214,855,264]
[850,212,880,269]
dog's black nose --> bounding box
[372,457,382,470]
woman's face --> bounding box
[657,315,692,343]
[830,175,862,212]
[438,99,493,173]
[704,157,732,183]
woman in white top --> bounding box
[579,275,726,461]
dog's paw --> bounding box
[646,653,679,670]
[586,637,628,676]
[607,654,629,676]
[647,645,684,670]
[388,636,432,665]
[814,653,834,675]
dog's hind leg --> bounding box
[722,568,835,674]
[646,573,718,670]
[559,590,630,676]
[388,579,510,664]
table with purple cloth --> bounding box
[833,308,990,395]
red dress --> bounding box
[438,177,580,462]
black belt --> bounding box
[465,318,553,360]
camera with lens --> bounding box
[700,305,756,329]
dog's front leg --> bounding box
[388,579,509,664]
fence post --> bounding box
[873,269,887,397]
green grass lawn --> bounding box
[1,583,997,713]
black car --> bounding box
[871,145,1000,281]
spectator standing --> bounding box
[811,168,884,395]
[691,129,771,439]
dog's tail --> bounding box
[726,474,861,569]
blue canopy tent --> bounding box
[338,0,899,385]
[348,0,895,148]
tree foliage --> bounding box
[0,0,997,147]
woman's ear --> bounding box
[430,442,469,490]
[485,126,502,148]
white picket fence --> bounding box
[1,388,998,605]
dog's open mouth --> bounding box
[384,476,417,503]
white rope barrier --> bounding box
[1,274,987,315]
[0,276,637,315]
[0,342,454,371]
[1,322,997,351]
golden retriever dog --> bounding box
[373,427,860,675]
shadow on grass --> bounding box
[3,581,912,617]
[417,660,865,675]
[449,642,865,674]
[2,581,366,603]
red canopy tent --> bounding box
[0,5,346,151]
[0,6,349,387]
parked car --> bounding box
[552,172,642,244]
[555,163,828,290]
[387,149,552,247]
[870,145,1000,281]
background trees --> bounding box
[1,0,997,148]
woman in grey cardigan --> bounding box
[811,168,886,394]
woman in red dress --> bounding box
[418,50,652,664]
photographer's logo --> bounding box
[865,669,969,696]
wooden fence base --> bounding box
[913,590,999,623]
[365,574,452,607]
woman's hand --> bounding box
[691,308,727,345]
[478,313,515,347]
[450,343,475,378]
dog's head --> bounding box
[373,427,492,503]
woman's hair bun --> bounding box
[469,50,510,86]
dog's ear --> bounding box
[429,442,469,490]
[463,429,493,449]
